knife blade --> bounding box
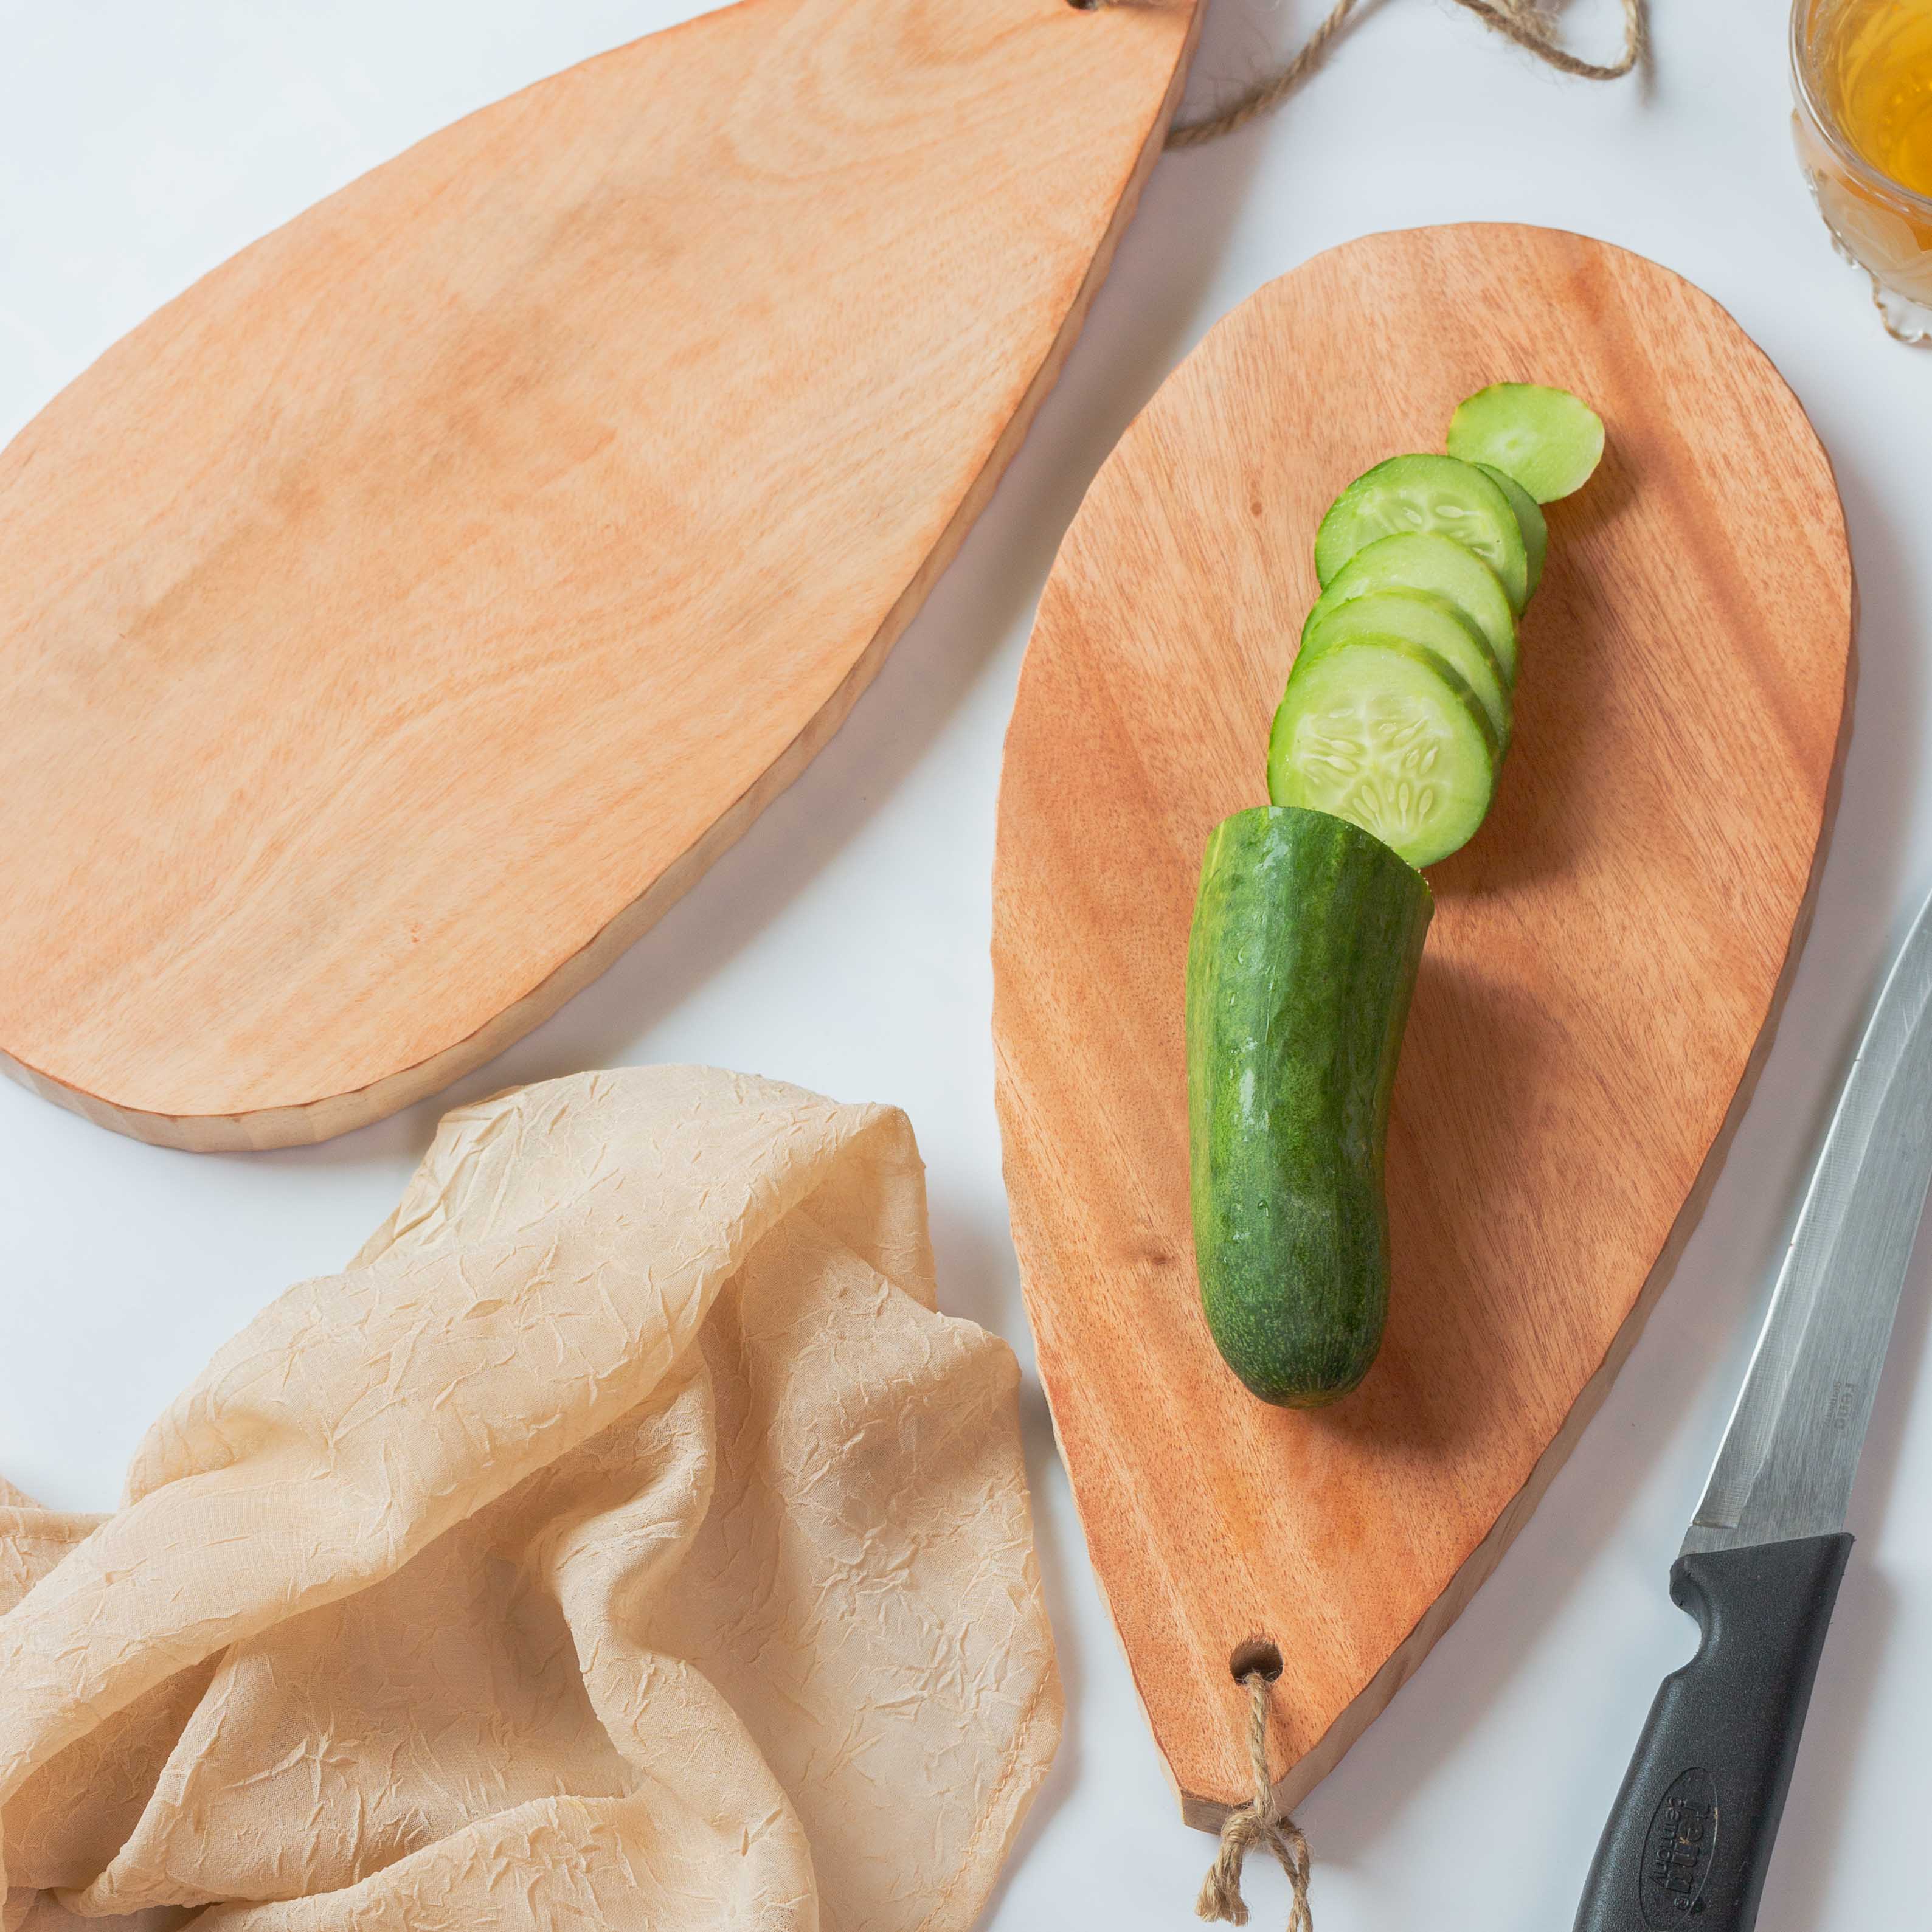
[1574,882,1932,1932]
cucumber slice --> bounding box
[1447,382,1604,503]
[1314,455,1529,613]
[1475,462,1546,601]
[1316,531,1518,682]
[1300,587,1511,752]
[1267,637,1496,867]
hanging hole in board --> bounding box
[1228,1638,1283,1684]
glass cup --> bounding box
[1792,0,1932,343]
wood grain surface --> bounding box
[991,225,1855,1827]
[0,0,1200,1149]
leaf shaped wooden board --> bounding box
[0,0,1200,1150]
[991,226,1854,1827]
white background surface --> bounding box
[3,2,1930,1925]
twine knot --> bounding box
[1197,1668,1312,1932]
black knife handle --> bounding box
[1573,1533,1853,1932]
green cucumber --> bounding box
[1188,379,1607,1411]
[1475,462,1546,601]
[1268,637,1496,867]
[1447,382,1604,502]
[1317,531,1518,682]
[1313,454,1529,613]
[1186,805,1433,1406]
[1300,586,1511,752]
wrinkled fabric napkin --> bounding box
[0,1067,1060,1930]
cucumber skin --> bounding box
[1475,462,1546,600]
[1186,806,1433,1407]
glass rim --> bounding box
[1791,0,1932,219]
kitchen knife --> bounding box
[1573,882,1932,1932]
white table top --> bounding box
[5,3,1930,1925]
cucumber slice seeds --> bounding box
[1447,382,1605,503]
[1267,382,1602,867]
[1313,454,1530,613]
[1475,462,1546,601]
[1268,640,1495,870]
[1300,587,1511,752]
[1317,532,1519,682]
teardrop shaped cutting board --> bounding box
[992,225,1854,1827]
[0,0,1200,1151]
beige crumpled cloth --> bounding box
[0,1067,1061,1931]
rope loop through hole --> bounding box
[1079,0,1646,150]
[1197,1646,1311,1931]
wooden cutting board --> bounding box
[991,224,1854,1827]
[0,0,1200,1150]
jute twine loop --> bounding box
[1087,0,1647,149]
[1197,1669,1313,1932]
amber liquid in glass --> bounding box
[1818,0,1932,193]
[1796,0,1932,337]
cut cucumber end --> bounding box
[1301,586,1511,753]
[1475,462,1547,602]
[1268,637,1496,868]
[1447,382,1605,503]
[1314,454,1529,613]
[1317,530,1518,682]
